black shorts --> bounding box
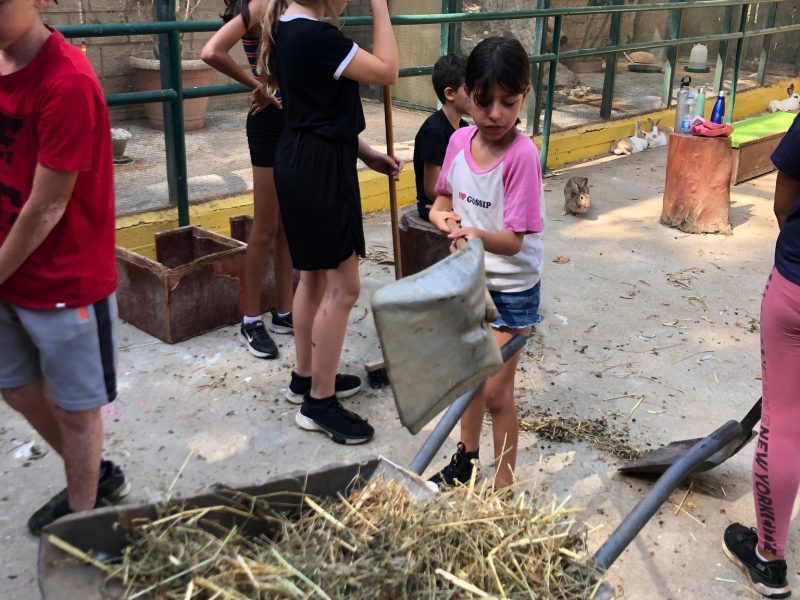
[246,105,285,168]
[274,130,365,271]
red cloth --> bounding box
[691,116,734,138]
[0,30,116,308]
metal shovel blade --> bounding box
[371,238,502,434]
[618,430,757,475]
[619,398,762,476]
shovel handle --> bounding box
[445,218,500,323]
[741,397,762,430]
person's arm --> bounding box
[422,162,441,205]
[357,138,403,180]
[200,7,262,90]
[429,194,523,255]
[200,2,278,112]
[0,165,76,286]
[341,0,398,85]
[774,171,800,229]
[447,226,525,256]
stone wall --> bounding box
[42,0,250,124]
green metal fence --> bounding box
[56,0,800,226]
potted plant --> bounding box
[127,0,215,131]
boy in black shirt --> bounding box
[413,54,470,221]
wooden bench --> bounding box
[730,111,796,185]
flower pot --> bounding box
[129,51,214,131]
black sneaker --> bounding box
[28,459,131,535]
[240,320,278,359]
[295,395,374,444]
[285,371,362,405]
[723,523,791,599]
[269,309,294,335]
[427,442,480,490]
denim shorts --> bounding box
[489,282,543,330]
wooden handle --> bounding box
[383,85,402,280]
[445,219,499,323]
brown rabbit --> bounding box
[564,176,591,215]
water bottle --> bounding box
[681,92,695,134]
[694,86,706,118]
[710,90,726,124]
[674,75,692,131]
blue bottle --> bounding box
[710,90,725,124]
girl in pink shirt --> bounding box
[429,36,544,490]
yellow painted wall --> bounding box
[117,169,417,259]
[117,79,792,257]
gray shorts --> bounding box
[0,295,118,411]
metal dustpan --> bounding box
[371,238,502,434]
[619,398,761,476]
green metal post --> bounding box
[713,6,734,93]
[156,0,190,226]
[540,15,562,173]
[661,0,683,107]
[527,0,549,136]
[756,1,778,85]
[600,0,624,119]
[727,3,749,122]
[448,0,463,54]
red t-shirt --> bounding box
[0,29,116,309]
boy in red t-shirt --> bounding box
[0,0,129,535]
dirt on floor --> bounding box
[0,145,787,599]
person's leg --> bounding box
[274,217,294,315]
[483,328,524,489]
[310,253,360,399]
[243,165,279,319]
[753,268,800,558]
[2,382,63,454]
[53,405,103,511]
[459,388,485,454]
[292,270,325,378]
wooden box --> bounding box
[730,111,796,185]
[116,226,247,343]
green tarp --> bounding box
[731,111,797,148]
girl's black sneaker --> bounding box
[427,442,480,490]
[723,522,791,599]
[295,395,374,444]
[285,371,362,404]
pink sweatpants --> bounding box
[754,267,800,556]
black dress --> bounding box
[273,15,367,271]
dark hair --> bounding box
[431,54,467,104]
[221,0,251,27]
[465,36,530,108]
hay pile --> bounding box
[53,478,604,599]
[520,415,641,461]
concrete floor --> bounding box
[1,144,792,598]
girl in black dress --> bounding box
[259,0,400,443]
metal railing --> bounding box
[56,0,800,226]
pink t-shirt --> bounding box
[436,126,544,292]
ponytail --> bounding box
[257,0,287,98]
[257,0,342,97]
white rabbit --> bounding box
[610,121,648,156]
[645,123,668,148]
[768,84,800,113]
